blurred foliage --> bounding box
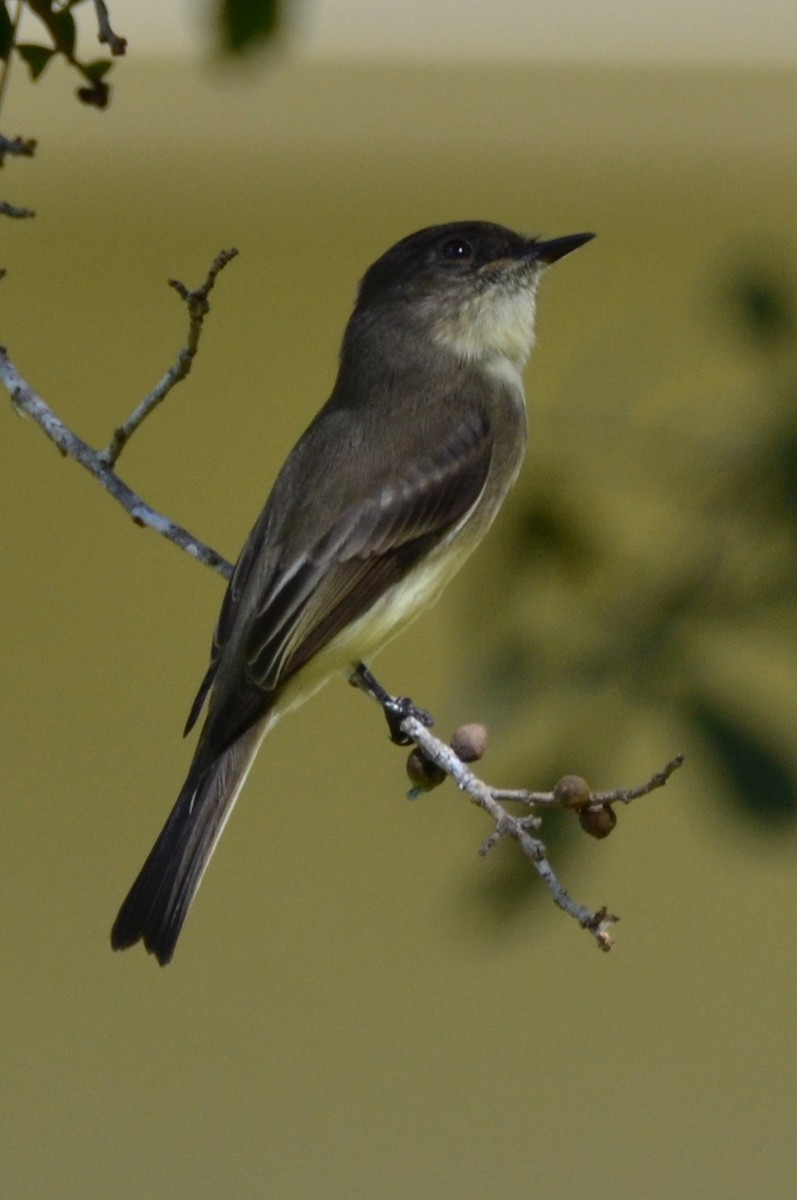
[219,0,280,55]
[477,265,797,857]
[731,269,794,349]
[0,0,283,120]
[689,699,797,823]
[0,0,115,110]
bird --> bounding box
[111,220,594,964]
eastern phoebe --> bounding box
[111,220,593,964]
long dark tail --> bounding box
[111,722,265,965]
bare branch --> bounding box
[347,660,684,950]
[0,200,34,218]
[1,345,233,578]
[0,134,37,164]
[594,753,685,805]
[99,247,239,468]
[0,138,36,218]
[93,0,127,55]
[493,754,686,810]
[398,714,625,950]
[1,250,241,577]
[343,656,682,950]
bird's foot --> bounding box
[348,662,434,746]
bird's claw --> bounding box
[382,695,434,745]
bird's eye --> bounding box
[440,237,473,261]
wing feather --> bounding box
[200,408,494,754]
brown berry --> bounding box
[578,805,617,839]
[406,747,446,792]
[553,774,592,809]
[450,723,489,763]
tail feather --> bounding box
[111,722,265,965]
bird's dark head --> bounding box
[354,221,594,369]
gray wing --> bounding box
[183,511,273,737]
[188,408,494,755]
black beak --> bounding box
[534,232,595,265]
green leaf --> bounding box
[83,58,112,81]
[16,42,57,81]
[511,494,591,571]
[691,698,797,824]
[76,77,110,108]
[0,2,13,63]
[49,6,76,55]
[754,426,797,529]
[219,0,280,54]
[726,270,794,349]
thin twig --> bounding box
[399,715,621,950]
[347,662,683,950]
[593,753,685,804]
[93,0,127,55]
[1,345,233,578]
[1,250,241,577]
[386,711,682,952]
[98,248,239,468]
[493,753,685,809]
[0,134,37,164]
[0,200,35,218]
[0,7,35,220]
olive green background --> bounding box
[3,58,796,1198]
